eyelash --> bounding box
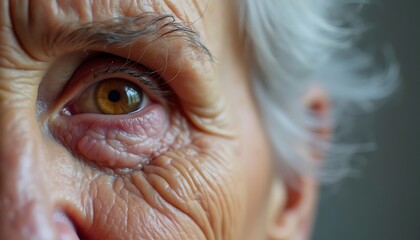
[58,54,174,116]
[92,64,170,99]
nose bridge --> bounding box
[0,107,55,240]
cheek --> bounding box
[240,113,274,238]
[222,63,274,238]
[50,116,247,240]
[90,141,244,240]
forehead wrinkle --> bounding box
[11,0,213,60]
[49,13,213,61]
[127,0,210,45]
[159,0,208,22]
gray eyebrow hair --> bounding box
[50,12,213,60]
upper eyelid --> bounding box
[45,13,215,106]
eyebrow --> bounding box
[49,12,213,60]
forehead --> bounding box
[16,0,208,21]
[6,0,220,60]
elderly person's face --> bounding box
[0,0,322,239]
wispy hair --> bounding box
[237,0,398,183]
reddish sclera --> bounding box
[50,104,170,169]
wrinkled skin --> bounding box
[0,0,276,239]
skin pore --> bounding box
[0,0,320,239]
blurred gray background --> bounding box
[313,1,420,239]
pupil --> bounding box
[108,90,121,102]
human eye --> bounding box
[49,54,172,171]
[62,55,169,115]
[68,77,149,115]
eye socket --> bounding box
[49,55,173,169]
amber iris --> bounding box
[95,79,143,114]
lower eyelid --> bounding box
[50,104,170,169]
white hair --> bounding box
[236,0,398,183]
